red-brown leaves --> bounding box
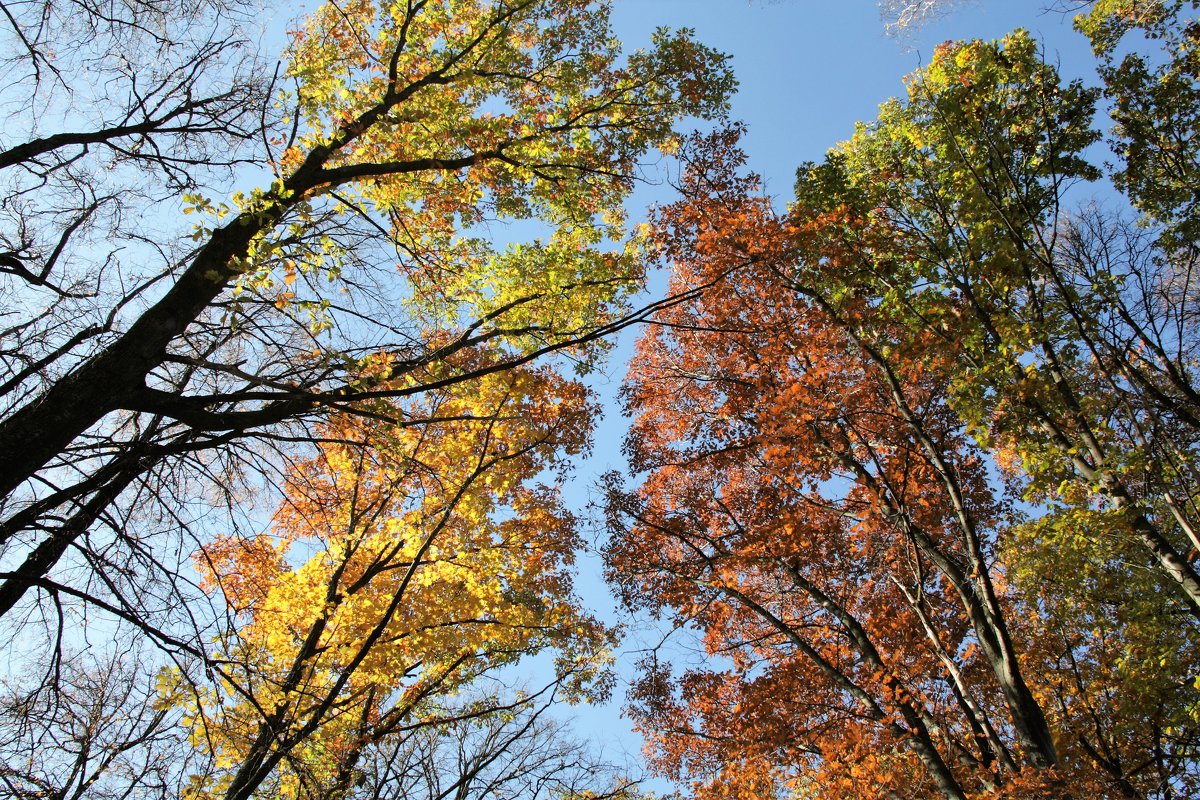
[605,132,1063,799]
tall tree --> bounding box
[0,0,731,621]
[606,26,1200,799]
[184,365,611,800]
[606,129,1074,800]
[789,25,1200,618]
[0,0,732,794]
[1076,0,1200,246]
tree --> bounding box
[605,27,1200,800]
[1076,0,1200,246]
[335,690,641,800]
[789,25,1200,617]
[0,0,731,617]
[0,644,634,800]
[605,130,1073,800]
[182,364,613,800]
[0,641,197,800]
[878,0,975,38]
[0,0,733,794]
[0,359,622,800]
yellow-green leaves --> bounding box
[1077,0,1200,245]
[153,9,732,795]
[274,0,732,362]
[782,26,1200,792]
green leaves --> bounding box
[1078,0,1200,246]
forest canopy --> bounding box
[0,0,730,797]
[605,2,1200,799]
[2,1,1199,799]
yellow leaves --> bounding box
[265,0,731,368]
[181,363,609,792]
[159,0,738,791]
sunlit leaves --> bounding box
[275,0,734,362]
[186,365,612,798]
[1077,0,1200,246]
[606,24,1200,800]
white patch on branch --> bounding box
[878,0,976,38]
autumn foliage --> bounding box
[607,132,1070,800]
[7,1,1200,799]
[606,19,1200,800]
[182,363,611,799]
[0,0,734,796]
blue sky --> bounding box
[609,0,1099,197]
[559,0,1106,785]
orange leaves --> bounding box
[195,534,288,614]
[604,126,1080,800]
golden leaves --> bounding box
[184,364,610,798]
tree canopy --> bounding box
[605,4,1200,799]
[5,1,1200,799]
[0,0,731,796]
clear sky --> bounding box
[559,0,1104,787]
[609,0,1098,196]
